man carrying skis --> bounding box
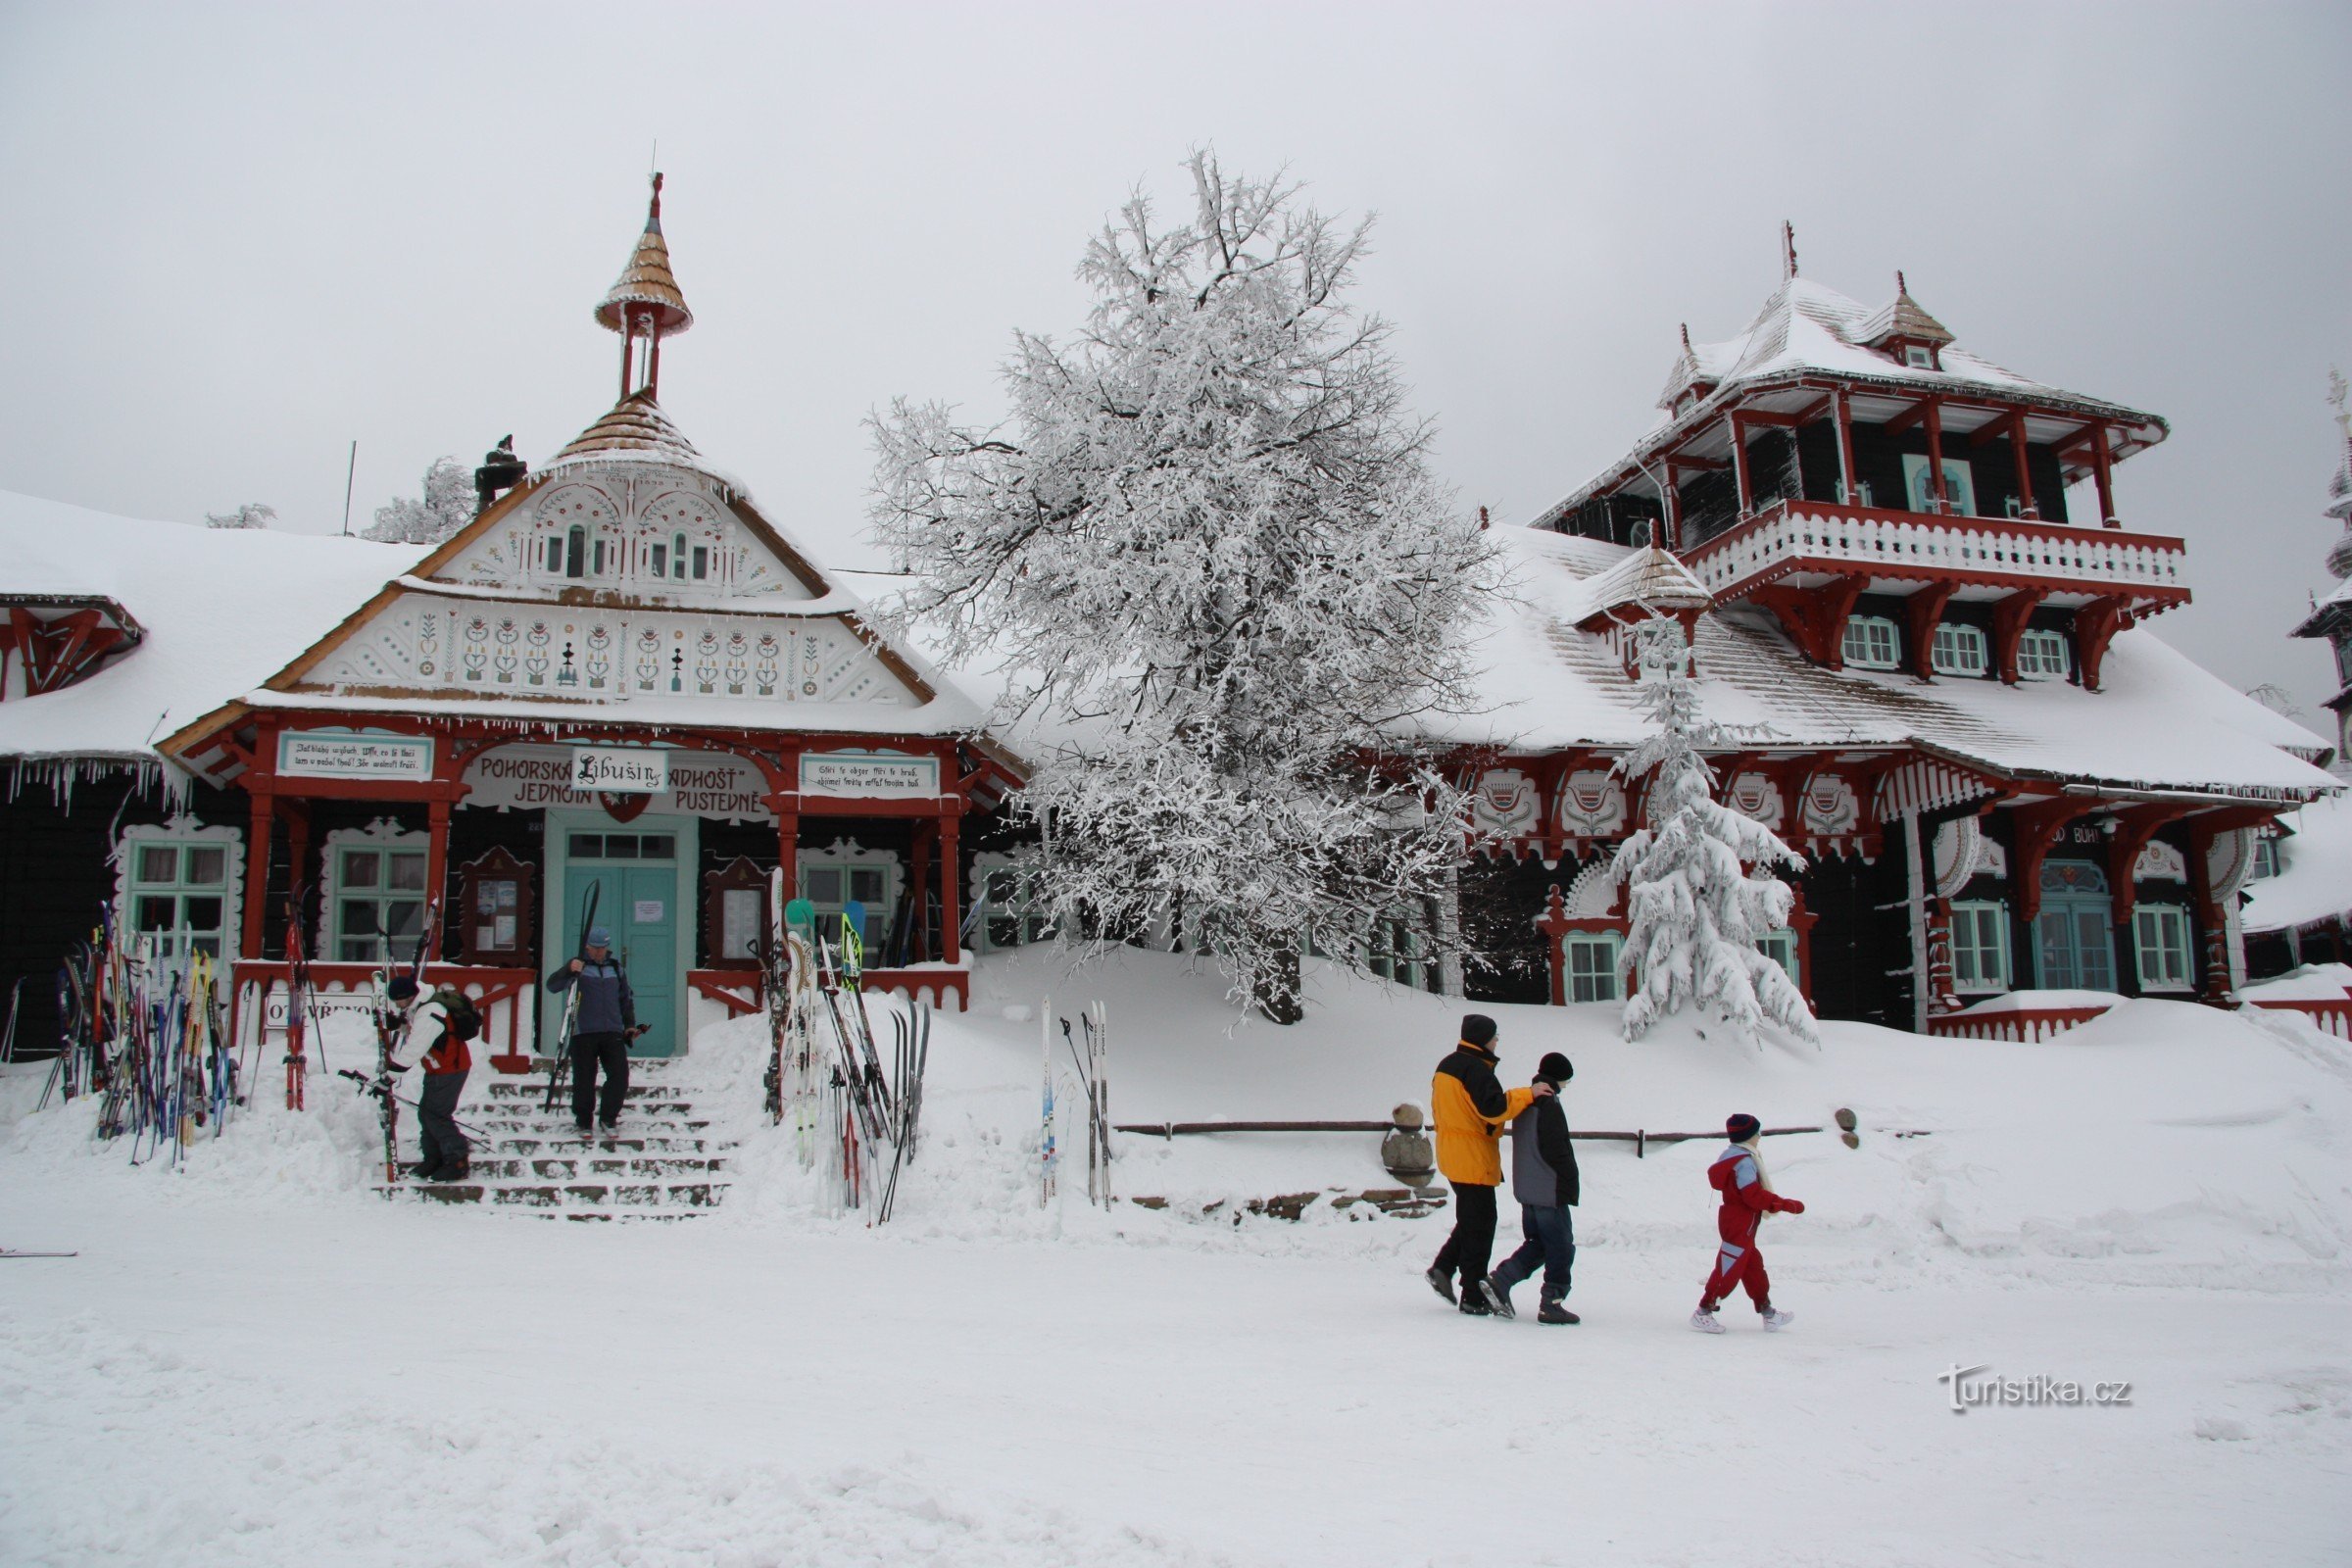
[1690,1112,1805,1334]
[546,927,636,1138]
[384,975,473,1181]
[1488,1052,1581,1325]
[1425,1014,1549,1317]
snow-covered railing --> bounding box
[688,965,969,1015]
[231,962,539,1069]
[1928,993,2117,1042]
[2243,996,2352,1039]
[1684,501,2188,601]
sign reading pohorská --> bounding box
[277,731,435,781]
[570,748,670,794]
[799,751,940,800]
[463,746,772,821]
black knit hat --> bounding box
[1537,1052,1573,1085]
[1726,1112,1761,1144]
[1460,1014,1497,1049]
[386,975,420,1004]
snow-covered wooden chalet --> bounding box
[0,179,1020,1063]
[1430,245,2337,1036]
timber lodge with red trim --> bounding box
[0,201,2335,1059]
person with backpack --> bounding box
[546,926,638,1138]
[384,974,481,1181]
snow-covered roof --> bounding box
[0,491,427,765]
[1423,527,2337,801]
[594,176,692,338]
[1562,544,1710,627]
[2243,795,2352,933]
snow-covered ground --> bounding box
[4,950,2349,1566]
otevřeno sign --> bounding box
[570,748,670,794]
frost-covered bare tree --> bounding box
[364,457,472,544]
[1611,617,1819,1045]
[870,152,1498,1022]
[204,502,275,530]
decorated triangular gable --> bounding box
[428,448,826,604]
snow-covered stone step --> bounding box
[482,1081,691,1102]
[460,1155,729,1180]
[492,1135,710,1155]
[384,1180,731,1212]
[467,1112,710,1133]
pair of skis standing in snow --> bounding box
[1037,1001,1110,1209]
[1423,1012,1806,1332]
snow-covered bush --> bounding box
[204,502,275,529]
[869,151,1497,1021]
[1612,616,1819,1045]
[364,457,472,544]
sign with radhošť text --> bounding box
[277,732,435,781]
[570,748,669,794]
[798,752,940,800]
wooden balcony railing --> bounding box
[1683,501,2189,605]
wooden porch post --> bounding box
[2090,423,2118,527]
[242,788,275,963]
[1834,391,1858,505]
[2009,416,2037,519]
[1729,416,1755,517]
[938,806,962,966]
[1924,399,1949,513]
[424,797,452,961]
[908,820,937,963]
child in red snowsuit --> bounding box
[1690,1113,1804,1333]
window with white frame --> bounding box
[1904,344,1935,369]
[120,824,241,966]
[1950,901,2010,993]
[327,829,430,962]
[1931,622,1989,676]
[1841,615,1900,669]
[1900,454,1977,516]
[1757,928,1800,986]
[1564,931,1621,1003]
[2017,628,2070,678]
[2251,837,2280,880]
[799,842,898,952]
[2133,904,2194,992]
[972,858,1056,952]
[1364,911,1432,992]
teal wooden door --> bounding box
[554,822,685,1057]
[2034,860,2117,992]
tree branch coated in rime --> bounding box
[867,151,1500,1022]
[1610,617,1821,1047]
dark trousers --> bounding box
[417,1069,469,1174]
[1494,1203,1576,1297]
[1432,1182,1500,1283]
[571,1030,630,1128]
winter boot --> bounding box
[1476,1276,1516,1320]
[1425,1266,1457,1305]
[427,1163,469,1183]
[1538,1288,1579,1326]
[1761,1307,1796,1332]
[1690,1306,1727,1335]
[404,1159,438,1179]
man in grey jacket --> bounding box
[1489,1051,1581,1325]
[546,926,638,1137]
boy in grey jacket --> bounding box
[1488,1051,1581,1325]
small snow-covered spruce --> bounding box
[364,457,472,544]
[869,151,1499,1022]
[204,502,275,530]
[1611,616,1819,1046]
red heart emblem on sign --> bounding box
[601,793,652,824]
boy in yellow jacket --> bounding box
[1425,1014,1550,1317]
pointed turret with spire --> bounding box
[2291,371,2352,762]
[598,172,694,403]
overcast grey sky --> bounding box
[2,2,2347,717]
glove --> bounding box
[384,1058,410,1075]
[1783,1199,1805,1214]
